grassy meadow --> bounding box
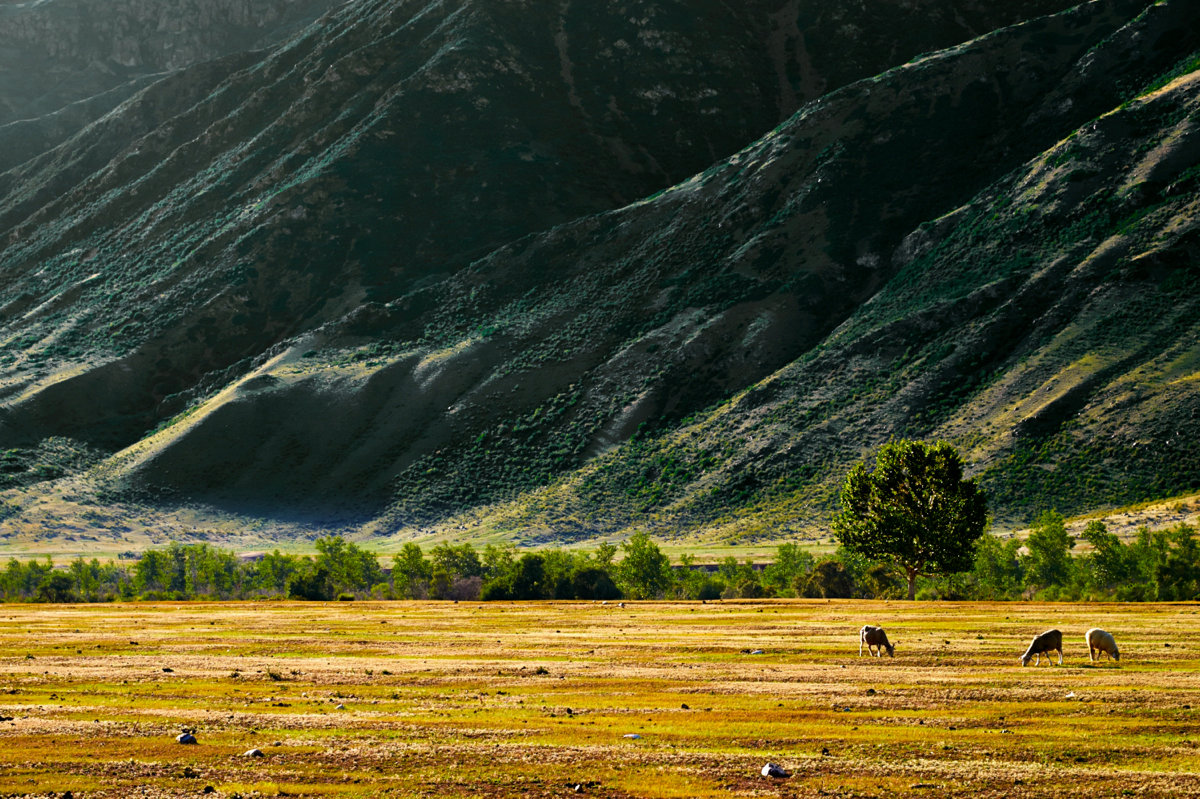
[2,601,1200,797]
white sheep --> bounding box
[1086,628,1119,662]
[1020,629,1063,666]
[859,625,895,658]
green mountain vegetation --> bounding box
[0,0,1197,551]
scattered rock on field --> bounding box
[761,762,790,778]
[177,731,198,744]
[244,748,264,757]
[622,733,642,739]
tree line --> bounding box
[0,514,1195,603]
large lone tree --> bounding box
[832,439,988,600]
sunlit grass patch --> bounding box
[5,601,1200,796]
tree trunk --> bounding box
[906,567,918,600]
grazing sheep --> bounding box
[1086,628,1119,662]
[859,625,895,658]
[1020,629,1063,666]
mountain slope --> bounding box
[3,0,1059,450]
[0,0,341,166]
[393,0,1200,539]
[99,0,1200,530]
[0,0,1196,546]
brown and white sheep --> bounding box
[1020,629,1063,666]
[859,625,895,658]
[1086,628,1119,662]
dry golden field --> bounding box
[2,600,1200,798]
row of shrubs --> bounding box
[1,512,1196,602]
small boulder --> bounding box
[761,762,790,778]
[244,748,264,757]
[176,731,198,745]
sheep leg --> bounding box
[1056,649,1063,665]
[859,640,864,657]
[1089,646,1095,662]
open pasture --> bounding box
[2,601,1200,798]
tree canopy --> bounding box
[832,439,989,599]
[616,531,672,599]
[1022,510,1076,590]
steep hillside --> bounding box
[0,0,1195,547]
[0,0,340,166]
[2,0,1057,450]
[385,0,1200,540]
